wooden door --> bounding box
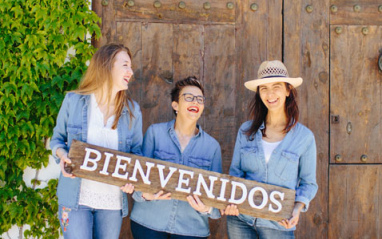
[329,0,382,238]
[92,0,283,238]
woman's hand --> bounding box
[221,204,239,216]
[186,195,211,214]
[142,190,171,201]
[278,202,304,229]
[59,151,75,178]
[120,183,135,194]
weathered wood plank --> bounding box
[330,25,382,164]
[330,0,382,25]
[68,140,296,221]
[172,24,203,82]
[140,23,174,132]
[203,24,236,172]
[114,0,235,23]
[284,1,330,238]
[329,165,382,238]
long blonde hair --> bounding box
[74,43,135,129]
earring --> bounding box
[176,111,178,114]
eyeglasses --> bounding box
[181,93,206,104]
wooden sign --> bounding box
[68,140,296,221]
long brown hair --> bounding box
[73,43,134,129]
[244,83,299,138]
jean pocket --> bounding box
[153,150,177,163]
[275,151,299,181]
[240,147,260,173]
[188,156,212,170]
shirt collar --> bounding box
[167,119,202,137]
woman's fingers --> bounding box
[59,157,75,178]
[142,191,172,200]
[224,204,239,216]
[120,183,135,194]
[186,195,211,213]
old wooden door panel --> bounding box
[284,1,330,238]
[330,0,382,25]
[329,165,382,238]
[115,0,236,23]
[203,25,236,170]
[92,0,284,238]
[330,25,382,164]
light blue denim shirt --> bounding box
[130,120,222,237]
[229,121,318,231]
[49,92,142,217]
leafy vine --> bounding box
[0,0,101,237]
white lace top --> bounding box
[261,139,281,164]
[78,94,122,210]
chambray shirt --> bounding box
[130,120,222,237]
[229,121,318,231]
[49,92,142,217]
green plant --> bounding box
[0,0,101,237]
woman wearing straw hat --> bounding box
[223,60,318,239]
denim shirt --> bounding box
[229,121,318,231]
[130,120,222,237]
[49,92,143,217]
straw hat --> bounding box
[244,60,303,92]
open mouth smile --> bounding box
[187,106,199,113]
[267,98,279,104]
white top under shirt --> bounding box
[78,94,122,210]
[261,139,282,164]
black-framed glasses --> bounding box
[181,93,205,104]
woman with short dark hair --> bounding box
[130,76,222,239]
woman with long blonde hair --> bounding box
[50,43,142,238]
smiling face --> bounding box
[172,86,205,122]
[258,82,290,113]
[111,50,133,92]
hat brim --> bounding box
[244,77,303,92]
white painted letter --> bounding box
[129,160,155,185]
[268,191,284,213]
[175,169,194,193]
[193,174,218,199]
[99,152,113,175]
[80,148,101,171]
[248,187,268,209]
[111,155,131,179]
[228,181,248,204]
[217,178,230,202]
[157,164,177,188]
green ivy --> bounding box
[0,0,101,237]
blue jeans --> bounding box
[58,205,122,239]
[227,216,294,239]
[130,220,208,239]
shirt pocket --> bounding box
[275,151,299,181]
[188,156,212,170]
[125,138,132,152]
[67,125,82,142]
[240,147,260,173]
[153,150,177,163]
